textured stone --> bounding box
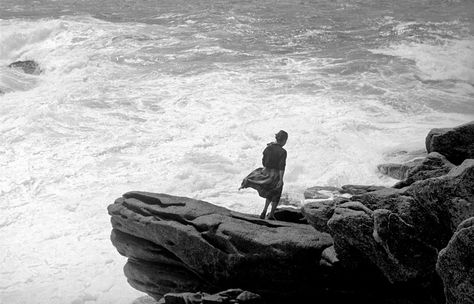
[8,60,41,74]
[155,289,263,304]
[108,192,333,301]
[425,121,474,165]
[327,160,474,289]
[437,217,474,304]
[407,159,474,247]
[340,184,387,195]
[393,152,454,188]
[377,158,423,180]
[301,198,348,233]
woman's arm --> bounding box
[277,150,287,187]
[277,169,285,188]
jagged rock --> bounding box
[301,198,349,233]
[407,159,474,247]
[8,60,41,75]
[327,160,474,296]
[425,121,474,165]
[273,207,307,224]
[108,192,333,302]
[351,187,413,212]
[236,290,262,303]
[436,217,474,304]
[320,245,339,267]
[377,158,423,180]
[340,184,387,195]
[393,152,454,188]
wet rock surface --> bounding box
[8,60,42,75]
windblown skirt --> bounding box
[240,167,283,202]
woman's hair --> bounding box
[275,130,288,143]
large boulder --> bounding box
[436,217,474,304]
[108,192,333,302]
[425,121,474,165]
[326,160,474,300]
[407,159,474,247]
[8,60,41,75]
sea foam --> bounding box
[1,13,473,304]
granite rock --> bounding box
[377,158,423,180]
[327,160,474,291]
[425,121,474,165]
[108,192,333,301]
[340,184,387,195]
[393,152,454,188]
[301,198,348,233]
[436,217,474,304]
[8,60,42,75]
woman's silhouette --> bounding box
[240,130,288,219]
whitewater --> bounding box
[1,0,473,303]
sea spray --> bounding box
[1,1,474,303]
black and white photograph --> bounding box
[1,0,473,303]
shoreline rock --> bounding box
[436,217,474,304]
[108,192,334,302]
[8,60,42,75]
[426,121,474,165]
[110,121,474,304]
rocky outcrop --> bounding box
[108,192,333,302]
[425,121,474,165]
[377,158,423,180]
[393,152,454,188]
[436,217,474,304]
[301,198,348,233]
[110,122,474,304]
[326,159,474,299]
[8,60,41,75]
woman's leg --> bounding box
[268,200,278,219]
[260,198,271,219]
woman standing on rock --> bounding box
[240,130,288,219]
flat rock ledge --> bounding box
[108,192,336,302]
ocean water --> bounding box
[0,0,473,303]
